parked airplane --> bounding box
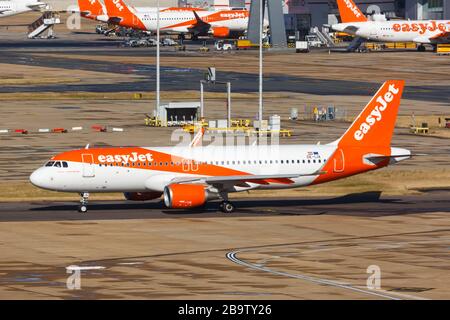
[30,80,411,213]
[331,0,450,51]
[75,0,206,23]
[0,0,46,18]
[102,0,249,38]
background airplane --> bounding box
[75,0,207,23]
[331,0,450,51]
[0,0,46,18]
[102,0,249,38]
[30,80,411,214]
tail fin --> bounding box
[78,0,104,17]
[103,0,145,29]
[336,0,367,23]
[336,80,405,147]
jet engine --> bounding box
[124,191,162,201]
[163,184,218,208]
[211,26,230,38]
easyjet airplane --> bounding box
[102,0,249,38]
[75,0,207,23]
[0,0,46,18]
[331,0,450,51]
[30,80,411,213]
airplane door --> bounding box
[333,149,345,173]
[82,154,95,177]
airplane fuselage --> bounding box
[0,0,44,17]
[332,20,450,44]
[30,144,409,193]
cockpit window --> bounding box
[54,161,62,168]
[45,161,55,167]
[62,162,68,168]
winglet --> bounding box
[189,127,205,147]
[336,0,367,23]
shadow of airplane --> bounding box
[1,190,443,222]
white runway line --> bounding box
[226,250,428,300]
[66,266,105,271]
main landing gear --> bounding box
[78,192,89,213]
[219,201,235,213]
[218,193,235,213]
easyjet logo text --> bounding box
[112,0,124,12]
[343,0,362,18]
[392,21,449,34]
[98,152,153,163]
[354,84,400,141]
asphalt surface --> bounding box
[1,190,449,222]
[0,39,448,102]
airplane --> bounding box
[30,80,412,214]
[331,0,450,51]
[74,0,207,23]
[0,0,46,18]
[102,0,250,39]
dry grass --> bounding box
[0,90,289,101]
[2,168,450,202]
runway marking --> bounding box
[66,266,105,271]
[226,250,429,300]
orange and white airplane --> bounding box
[331,0,450,51]
[30,80,412,213]
[75,0,207,23]
[102,0,250,38]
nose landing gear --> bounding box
[78,192,89,213]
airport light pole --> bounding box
[258,0,263,122]
[156,0,160,109]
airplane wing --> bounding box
[342,25,360,34]
[187,11,211,35]
[0,9,10,14]
[170,171,325,187]
[108,17,123,24]
[27,3,47,10]
[429,31,450,43]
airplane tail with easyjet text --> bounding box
[336,80,404,147]
[313,80,406,184]
[336,0,368,23]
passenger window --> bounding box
[45,161,55,167]
[281,160,284,164]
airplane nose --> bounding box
[30,168,52,189]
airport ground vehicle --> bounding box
[215,40,236,51]
[295,41,309,53]
[30,81,411,214]
[305,35,323,48]
[162,38,178,46]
